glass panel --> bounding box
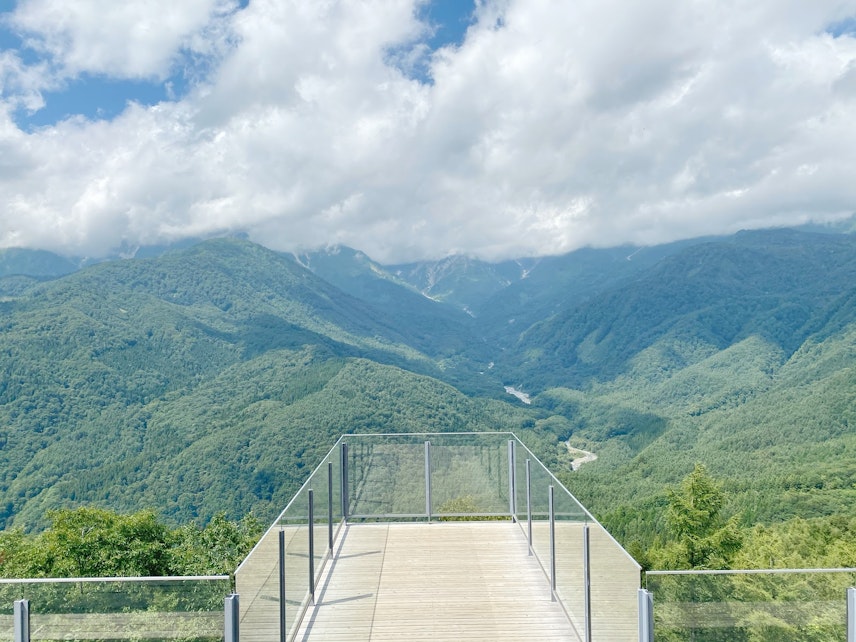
[233,527,281,640]
[0,580,20,609]
[527,461,553,577]
[0,578,228,642]
[308,465,330,584]
[647,569,856,642]
[233,439,344,641]
[431,433,509,516]
[0,588,18,642]
[327,447,342,531]
[347,436,426,517]
[514,446,530,525]
[552,487,587,638]
[494,437,510,511]
[589,523,640,640]
[279,487,310,640]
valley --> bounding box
[2,226,855,571]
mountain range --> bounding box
[1,228,854,555]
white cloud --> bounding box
[8,0,238,79]
[2,0,856,262]
[0,49,54,113]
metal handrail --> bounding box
[0,575,229,584]
[647,567,856,576]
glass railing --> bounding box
[646,568,856,641]
[343,432,513,519]
[512,438,641,641]
[234,440,344,641]
[589,522,644,639]
[346,434,427,517]
[0,575,230,641]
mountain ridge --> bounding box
[1,228,854,550]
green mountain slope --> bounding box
[289,246,489,367]
[3,227,856,565]
[554,324,856,547]
[507,229,856,390]
[472,239,712,346]
[0,248,79,279]
[522,234,856,546]
[3,347,537,529]
[0,239,538,529]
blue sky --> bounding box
[2,0,856,262]
[21,79,179,129]
[419,0,471,51]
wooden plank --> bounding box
[236,520,640,640]
[296,522,582,641]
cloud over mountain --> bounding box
[2,0,856,262]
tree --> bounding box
[656,463,742,569]
[171,512,263,576]
[37,507,173,577]
[0,507,263,579]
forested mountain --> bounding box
[0,248,80,299]
[0,239,534,529]
[469,239,712,346]
[288,246,488,375]
[0,248,80,279]
[509,229,856,389]
[505,230,856,559]
[1,228,855,572]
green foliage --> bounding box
[171,513,263,576]
[649,566,853,642]
[734,516,856,569]
[437,495,482,515]
[650,465,743,569]
[0,507,261,579]
[666,465,725,540]
[40,507,172,577]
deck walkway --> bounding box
[295,521,578,641]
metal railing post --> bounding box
[308,489,315,605]
[848,586,856,642]
[525,458,532,555]
[278,529,286,642]
[638,588,654,642]
[508,440,517,520]
[425,441,432,521]
[549,485,556,601]
[225,594,240,642]
[341,442,349,521]
[583,524,592,642]
[13,599,29,642]
[327,462,334,553]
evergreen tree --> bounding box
[654,464,743,569]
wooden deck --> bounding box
[296,522,578,641]
[236,520,640,641]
